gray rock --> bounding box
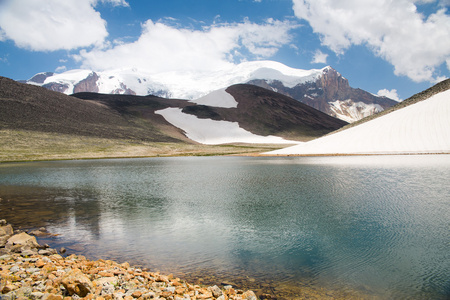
[0,254,12,260]
[0,292,15,300]
[100,283,115,296]
[23,257,39,263]
[209,285,223,297]
[30,291,45,299]
[141,291,156,299]
[164,286,176,293]
[241,290,258,300]
[9,265,20,273]
[7,232,40,249]
[34,282,46,292]
[14,286,32,298]
[61,268,94,297]
[112,291,125,299]
[21,249,38,257]
[26,267,41,274]
[0,224,13,237]
[37,249,54,256]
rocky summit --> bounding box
[0,220,258,300]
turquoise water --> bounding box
[1,155,449,299]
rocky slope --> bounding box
[248,67,397,122]
[22,61,396,122]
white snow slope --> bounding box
[155,107,300,145]
[265,89,450,155]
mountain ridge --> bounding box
[22,61,397,122]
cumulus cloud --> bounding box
[76,19,297,73]
[311,49,328,64]
[292,0,450,82]
[0,0,126,51]
[377,89,401,101]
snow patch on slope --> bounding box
[328,100,384,123]
[155,107,299,145]
[190,88,238,108]
[266,90,450,155]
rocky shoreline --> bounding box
[0,220,258,300]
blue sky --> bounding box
[0,0,449,100]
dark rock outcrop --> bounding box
[73,72,99,94]
[249,67,398,122]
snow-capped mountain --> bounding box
[328,100,384,123]
[265,79,450,155]
[24,61,396,122]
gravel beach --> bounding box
[0,220,258,300]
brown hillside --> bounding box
[76,85,347,142]
[0,77,189,143]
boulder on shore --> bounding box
[61,268,94,297]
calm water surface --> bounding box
[0,155,449,299]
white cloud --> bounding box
[77,19,297,74]
[311,49,328,64]
[377,89,401,101]
[55,66,67,73]
[292,0,450,83]
[99,0,129,7]
[0,0,112,51]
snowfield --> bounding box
[155,107,300,145]
[265,89,450,155]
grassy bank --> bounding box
[0,130,288,162]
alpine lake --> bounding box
[1,155,449,299]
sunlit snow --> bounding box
[265,90,450,155]
[155,107,299,145]
[189,88,238,108]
